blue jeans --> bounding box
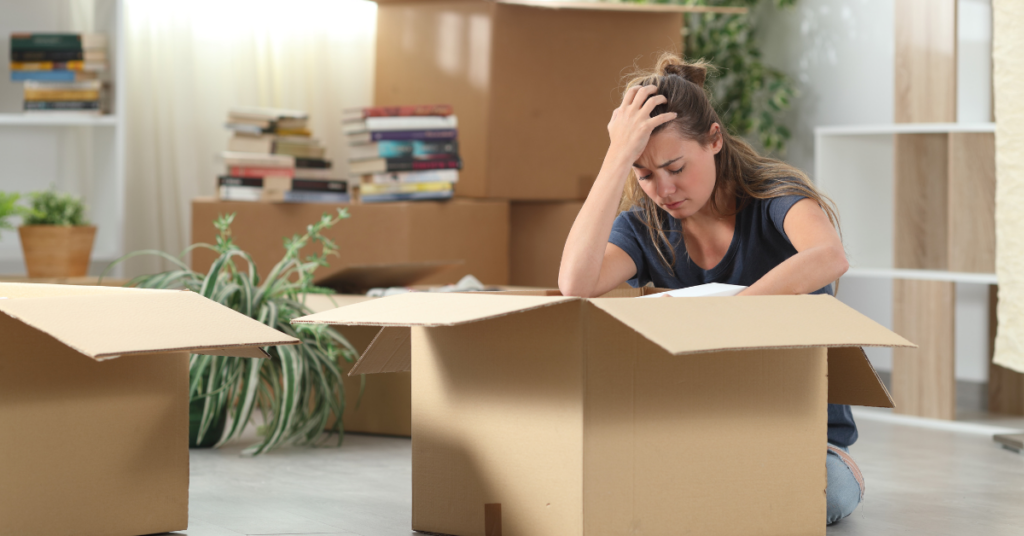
[826,444,864,524]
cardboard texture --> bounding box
[301,293,412,436]
[374,1,683,200]
[0,283,298,536]
[509,201,582,287]
[294,292,914,536]
[191,198,510,288]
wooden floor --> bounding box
[177,409,1024,536]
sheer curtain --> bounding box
[121,0,376,276]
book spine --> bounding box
[24,90,100,101]
[10,70,79,82]
[11,50,84,62]
[11,61,86,71]
[227,166,296,178]
[376,141,414,159]
[385,158,462,172]
[364,116,457,131]
[412,140,459,157]
[360,190,454,203]
[372,170,459,184]
[294,157,332,169]
[11,33,83,51]
[283,191,351,204]
[368,129,458,141]
[219,176,349,193]
[361,104,453,118]
[23,100,100,110]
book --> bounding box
[343,115,458,134]
[12,61,87,71]
[23,89,100,101]
[10,70,97,82]
[229,106,307,122]
[360,189,454,203]
[294,168,345,180]
[11,33,107,51]
[342,104,453,122]
[275,143,325,158]
[295,157,331,169]
[228,166,296,178]
[219,185,350,204]
[227,135,275,153]
[345,129,457,145]
[10,50,83,62]
[219,176,348,193]
[349,140,459,161]
[371,169,459,184]
[349,156,461,175]
[221,151,294,168]
[360,180,453,196]
[24,100,99,111]
[225,122,270,135]
[275,117,308,130]
[274,128,311,137]
[24,80,101,91]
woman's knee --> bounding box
[826,449,863,524]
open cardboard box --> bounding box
[294,288,914,536]
[0,283,298,536]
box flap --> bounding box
[828,346,894,408]
[292,292,578,327]
[0,288,298,361]
[313,261,463,294]
[349,327,411,375]
[588,295,915,355]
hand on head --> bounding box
[606,84,678,166]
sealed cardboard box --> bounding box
[295,291,913,536]
[510,201,583,287]
[0,283,297,536]
[191,198,510,286]
[374,0,686,200]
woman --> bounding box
[558,53,862,525]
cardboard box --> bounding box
[374,0,684,200]
[191,198,510,286]
[510,201,583,287]
[302,293,411,437]
[294,290,913,536]
[0,283,297,536]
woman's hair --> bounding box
[620,52,841,269]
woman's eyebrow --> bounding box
[632,155,684,169]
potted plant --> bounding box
[0,192,19,236]
[105,208,359,455]
[17,189,96,278]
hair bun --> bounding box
[663,62,707,88]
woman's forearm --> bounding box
[558,152,633,296]
[739,244,849,296]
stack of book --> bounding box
[344,104,460,203]
[219,107,349,203]
[9,33,108,114]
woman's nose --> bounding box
[656,174,676,198]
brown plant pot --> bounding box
[18,225,97,278]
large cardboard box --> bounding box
[510,201,583,287]
[295,291,913,536]
[191,198,510,286]
[374,0,685,200]
[0,283,297,536]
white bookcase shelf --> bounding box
[0,0,126,276]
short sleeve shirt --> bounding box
[608,194,858,447]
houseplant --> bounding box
[106,208,359,455]
[0,192,19,235]
[17,189,96,277]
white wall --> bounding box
[757,0,993,383]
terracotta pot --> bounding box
[18,225,97,278]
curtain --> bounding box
[121,0,377,276]
[994,0,1024,373]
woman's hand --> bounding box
[606,85,678,166]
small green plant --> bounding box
[105,208,359,455]
[0,192,20,234]
[20,189,89,226]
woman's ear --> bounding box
[709,123,724,154]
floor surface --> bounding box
[176,409,1024,536]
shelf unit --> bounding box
[0,0,126,275]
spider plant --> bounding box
[103,208,359,455]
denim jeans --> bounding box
[826,444,864,524]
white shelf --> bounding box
[845,268,997,285]
[815,122,996,136]
[0,113,118,127]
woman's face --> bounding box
[632,124,723,220]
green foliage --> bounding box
[104,208,358,455]
[636,0,799,153]
[20,189,89,226]
[0,192,20,233]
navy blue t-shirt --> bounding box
[609,194,858,447]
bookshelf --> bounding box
[0,0,126,276]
